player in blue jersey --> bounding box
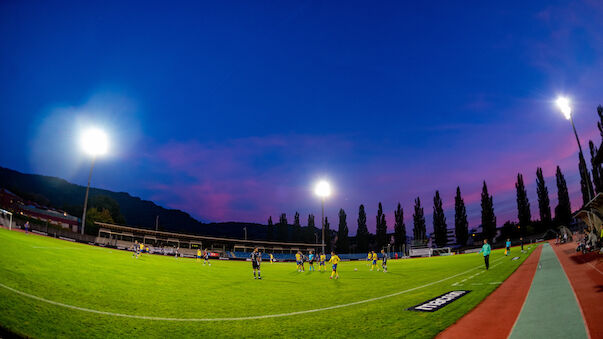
[308,250,315,271]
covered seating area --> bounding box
[94,222,319,258]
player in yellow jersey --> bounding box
[328,251,340,279]
[366,252,371,266]
[269,253,275,263]
[319,252,326,271]
[196,249,202,262]
[295,251,302,272]
[370,251,378,271]
[139,242,145,257]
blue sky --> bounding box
[1,0,602,234]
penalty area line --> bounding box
[0,257,506,322]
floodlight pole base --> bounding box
[81,157,96,235]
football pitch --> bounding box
[0,228,538,338]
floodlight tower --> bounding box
[80,128,109,235]
[555,96,594,201]
[314,180,331,254]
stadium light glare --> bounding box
[79,127,110,235]
[314,180,331,198]
[553,95,593,201]
[314,180,332,255]
[555,96,572,120]
[81,128,109,156]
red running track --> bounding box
[437,245,543,339]
[551,240,603,339]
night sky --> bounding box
[1,1,602,234]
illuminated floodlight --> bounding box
[556,96,572,120]
[314,180,331,198]
[81,128,109,156]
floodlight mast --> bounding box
[555,97,593,201]
[314,181,331,254]
[80,128,108,235]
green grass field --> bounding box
[0,228,538,338]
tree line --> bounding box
[266,164,577,252]
[267,105,603,251]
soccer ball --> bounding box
[354,268,358,271]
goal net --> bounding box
[409,246,432,257]
[432,247,452,256]
[0,209,13,230]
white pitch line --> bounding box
[0,259,501,322]
[449,256,507,286]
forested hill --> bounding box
[0,166,271,239]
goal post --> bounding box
[432,247,452,256]
[0,209,13,230]
[409,247,432,257]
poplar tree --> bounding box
[536,167,552,227]
[555,166,572,226]
[481,181,497,243]
[589,140,603,193]
[394,203,407,252]
[278,213,288,241]
[308,214,315,228]
[336,209,350,253]
[433,191,448,247]
[293,211,301,241]
[578,153,594,205]
[356,204,369,252]
[515,173,531,233]
[454,187,469,247]
[413,197,426,243]
[376,202,388,249]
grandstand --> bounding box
[95,222,320,259]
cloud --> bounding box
[138,117,599,237]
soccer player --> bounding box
[367,252,372,266]
[308,250,315,271]
[295,251,302,272]
[505,238,511,256]
[329,251,341,279]
[133,241,140,258]
[269,253,275,263]
[139,242,145,257]
[196,249,202,262]
[319,252,326,271]
[520,237,524,252]
[479,239,491,270]
[251,247,262,279]
[299,251,306,272]
[204,249,211,265]
[380,249,388,273]
[370,251,378,271]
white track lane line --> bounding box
[0,256,508,322]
